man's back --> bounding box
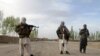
[15,23,32,37]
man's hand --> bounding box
[30,27,33,30]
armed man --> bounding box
[56,21,70,54]
[79,24,90,53]
[15,17,36,56]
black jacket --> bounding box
[15,23,33,38]
[56,25,70,41]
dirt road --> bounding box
[0,41,100,56]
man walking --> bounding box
[79,24,90,53]
[15,17,35,56]
[56,21,70,54]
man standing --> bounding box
[56,21,70,54]
[79,24,90,53]
[15,17,35,56]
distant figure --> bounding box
[79,24,90,53]
[56,21,70,54]
[15,17,36,56]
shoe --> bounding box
[80,51,82,53]
[21,55,23,56]
[66,51,70,54]
[60,51,63,54]
[80,49,82,53]
[30,54,34,56]
[62,43,64,47]
[83,51,86,54]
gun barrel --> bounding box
[28,24,39,28]
[35,26,39,28]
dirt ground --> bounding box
[0,41,100,56]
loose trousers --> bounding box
[59,39,68,52]
[19,38,32,56]
[59,34,68,52]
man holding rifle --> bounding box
[15,17,38,56]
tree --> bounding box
[1,16,19,35]
[95,31,100,40]
[30,30,35,38]
[70,26,75,40]
[30,27,38,41]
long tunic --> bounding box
[79,28,89,46]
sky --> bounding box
[0,0,100,39]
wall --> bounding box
[0,35,19,43]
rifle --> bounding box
[28,25,39,28]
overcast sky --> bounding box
[0,0,100,39]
